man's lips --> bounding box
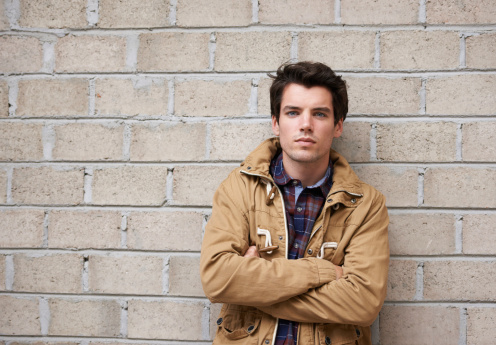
[295,137,316,143]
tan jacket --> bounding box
[200,138,389,345]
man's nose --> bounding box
[300,111,313,131]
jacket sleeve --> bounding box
[200,171,336,307]
[257,192,389,326]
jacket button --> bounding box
[351,198,357,203]
[216,317,223,325]
[327,199,333,203]
[279,236,283,240]
[356,328,361,337]
[247,166,252,170]
[307,248,313,255]
[265,340,270,344]
[247,325,255,333]
[325,336,331,344]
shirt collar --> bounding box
[270,152,333,195]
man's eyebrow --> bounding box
[313,107,332,112]
[282,105,301,111]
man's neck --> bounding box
[281,154,330,188]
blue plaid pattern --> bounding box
[270,152,333,345]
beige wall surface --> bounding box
[1,0,495,344]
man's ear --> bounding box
[271,116,280,136]
[333,119,344,138]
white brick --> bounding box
[0,209,44,248]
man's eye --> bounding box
[287,111,298,116]
[315,112,327,117]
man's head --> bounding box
[269,61,348,125]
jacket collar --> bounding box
[240,137,364,201]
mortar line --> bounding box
[459,307,467,345]
[334,0,341,24]
[82,254,89,292]
[5,255,14,290]
[370,123,377,161]
[120,211,128,249]
[41,39,55,74]
[455,215,463,254]
[374,31,381,69]
[205,122,212,160]
[169,0,177,26]
[83,168,93,204]
[201,213,208,240]
[6,0,20,28]
[162,255,170,295]
[202,302,211,340]
[7,79,18,118]
[252,0,259,23]
[290,31,298,61]
[459,33,467,68]
[248,78,258,115]
[414,261,424,301]
[456,123,463,161]
[42,123,55,161]
[208,32,216,72]
[86,0,99,27]
[126,34,139,72]
[43,210,49,248]
[6,167,13,204]
[122,123,132,161]
[420,77,427,115]
[371,315,380,345]
[120,299,128,338]
[88,78,96,117]
[167,79,175,116]
[166,168,174,203]
[39,297,50,335]
[419,0,426,24]
[417,167,425,207]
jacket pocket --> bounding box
[214,305,262,344]
[317,324,358,345]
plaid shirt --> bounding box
[270,152,334,345]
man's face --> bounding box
[272,83,343,171]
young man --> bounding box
[200,62,389,345]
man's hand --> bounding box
[244,245,260,258]
[334,265,343,280]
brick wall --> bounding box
[1,1,495,344]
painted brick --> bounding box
[424,167,496,208]
[0,255,5,290]
[128,299,204,340]
[381,31,459,70]
[347,77,421,115]
[169,256,203,297]
[0,209,44,248]
[17,79,88,117]
[424,261,496,301]
[88,255,163,295]
[341,0,418,24]
[0,123,44,161]
[376,122,457,162]
[0,36,43,74]
[9,342,79,345]
[0,169,6,203]
[209,303,223,340]
[259,0,333,24]
[92,166,168,206]
[177,0,251,27]
[209,122,273,161]
[463,214,496,255]
[0,81,8,117]
[52,123,124,161]
[467,308,496,344]
[466,33,496,69]
[389,213,455,255]
[462,121,496,161]
[19,0,87,28]
[12,167,84,205]
[48,210,121,249]
[127,211,203,251]
[426,75,496,115]
[138,32,210,72]
[0,0,8,30]
[173,165,233,206]
[380,306,459,345]
[386,260,417,301]
[95,78,169,117]
[215,32,291,72]
[175,80,251,117]
[299,31,375,70]
[257,78,272,115]
[49,299,121,336]
[13,254,82,293]
[331,122,371,163]
[55,35,128,73]
[98,0,169,28]
[426,0,496,24]
[131,122,206,161]
[0,296,40,335]
[352,165,418,207]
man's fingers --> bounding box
[244,245,260,258]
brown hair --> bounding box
[269,61,348,125]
